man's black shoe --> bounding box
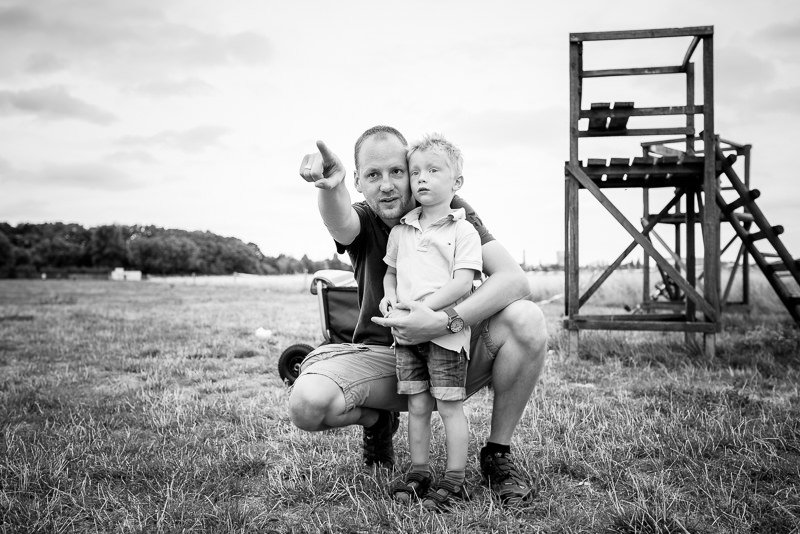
[363,410,400,469]
[480,445,534,505]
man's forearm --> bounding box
[454,269,530,327]
[318,184,352,232]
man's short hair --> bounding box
[354,125,408,171]
[406,133,463,177]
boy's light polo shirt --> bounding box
[384,207,483,354]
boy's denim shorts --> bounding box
[396,343,467,401]
[295,318,499,413]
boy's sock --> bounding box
[411,463,431,477]
[443,468,466,488]
[482,442,511,456]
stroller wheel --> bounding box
[278,343,315,386]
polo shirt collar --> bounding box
[400,206,466,227]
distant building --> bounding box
[556,250,565,268]
[109,267,142,281]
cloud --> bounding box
[0,156,26,183]
[103,150,158,165]
[117,125,228,153]
[0,2,271,80]
[25,52,68,74]
[131,78,214,98]
[439,106,567,149]
[38,162,139,190]
[716,46,776,91]
[754,18,800,47]
[0,4,39,29]
[0,86,116,124]
[757,86,800,114]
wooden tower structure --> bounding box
[564,26,800,358]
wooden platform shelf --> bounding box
[574,155,713,189]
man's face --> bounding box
[354,135,414,226]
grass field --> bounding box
[1,273,799,533]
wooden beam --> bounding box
[570,26,713,42]
[580,127,694,137]
[682,36,702,69]
[564,319,717,333]
[702,37,719,324]
[582,66,684,77]
[645,144,686,157]
[581,105,704,119]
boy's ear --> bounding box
[353,170,363,193]
[453,175,464,191]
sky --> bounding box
[2,0,799,267]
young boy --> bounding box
[378,133,482,511]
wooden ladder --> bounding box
[714,141,800,325]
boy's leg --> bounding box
[466,299,547,504]
[420,347,470,511]
[406,392,435,469]
[396,344,434,472]
[428,345,469,484]
[436,399,468,475]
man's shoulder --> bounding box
[352,200,371,216]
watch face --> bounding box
[450,317,465,333]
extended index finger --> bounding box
[315,140,339,166]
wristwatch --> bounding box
[444,307,465,334]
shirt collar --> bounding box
[400,206,466,227]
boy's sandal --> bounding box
[421,479,469,512]
[390,472,432,503]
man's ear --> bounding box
[453,175,464,191]
[354,170,363,193]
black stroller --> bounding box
[277,270,359,385]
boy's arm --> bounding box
[300,140,361,246]
[380,266,398,316]
[420,268,476,312]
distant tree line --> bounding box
[0,222,351,278]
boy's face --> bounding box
[354,134,414,226]
[408,148,462,208]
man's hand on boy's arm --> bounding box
[371,240,530,345]
[373,301,447,345]
[298,140,360,246]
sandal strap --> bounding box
[406,472,430,485]
[391,472,431,497]
[421,479,465,509]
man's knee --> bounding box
[494,300,547,355]
[288,375,340,431]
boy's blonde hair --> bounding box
[407,133,463,177]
